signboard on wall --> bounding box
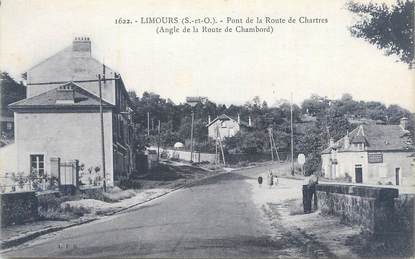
[368,152,383,163]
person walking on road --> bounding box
[267,170,274,188]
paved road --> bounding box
[3,165,306,258]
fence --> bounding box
[0,173,58,194]
[155,146,289,165]
[0,159,79,194]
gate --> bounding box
[59,160,79,194]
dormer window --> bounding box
[353,143,364,150]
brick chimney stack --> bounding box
[72,36,91,56]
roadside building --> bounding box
[207,114,252,141]
[321,117,415,186]
[9,37,136,186]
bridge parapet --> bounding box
[316,183,399,234]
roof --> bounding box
[322,124,414,154]
[206,114,250,127]
[25,40,132,107]
[9,82,113,111]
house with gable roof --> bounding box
[321,117,415,186]
[8,37,136,186]
[207,114,252,141]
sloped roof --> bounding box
[322,124,414,154]
[9,82,113,110]
[206,114,250,127]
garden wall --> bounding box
[315,183,399,234]
[0,191,38,227]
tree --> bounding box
[346,0,414,68]
[1,72,26,117]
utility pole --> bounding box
[290,93,294,176]
[190,111,194,163]
[217,127,226,165]
[147,112,150,136]
[157,120,160,162]
[98,74,106,192]
[268,128,274,161]
[271,133,280,162]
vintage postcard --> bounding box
[0,0,414,258]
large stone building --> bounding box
[207,114,251,141]
[9,37,135,186]
[321,118,415,186]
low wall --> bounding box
[0,191,38,227]
[316,183,399,234]
[157,148,217,163]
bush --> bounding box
[37,193,80,220]
[119,179,142,190]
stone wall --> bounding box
[0,191,38,227]
[316,183,399,234]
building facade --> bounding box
[207,114,251,140]
[321,118,415,186]
[9,37,136,186]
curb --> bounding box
[0,169,229,251]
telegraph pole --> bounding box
[268,128,274,161]
[290,93,294,176]
[98,74,106,192]
[190,111,194,163]
[147,112,150,136]
[157,120,161,162]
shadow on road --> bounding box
[186,172,251,188]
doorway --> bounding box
[355,165,363,183]
[395,168,400,185]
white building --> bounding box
[207,114,251,141]
[8,37,136,186]
[321,118,415,186]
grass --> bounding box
[287,199,304,216]
[103,187,136,202]
[143,163,184,181]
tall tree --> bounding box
[346,0,414,68]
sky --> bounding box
[0,0,414,111]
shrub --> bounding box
[119,179,142,190]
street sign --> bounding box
[297,153,305,165]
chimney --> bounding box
[208,115,211,124]
[400,117,408,130]
[329,138,335,148]
[344,131,350,149]
[237,114,240,124]
[72,36,91,56]
[248,116,252,127]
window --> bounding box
[30,154,44,176]
[354,143,364,150]
[6,122,13,130]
